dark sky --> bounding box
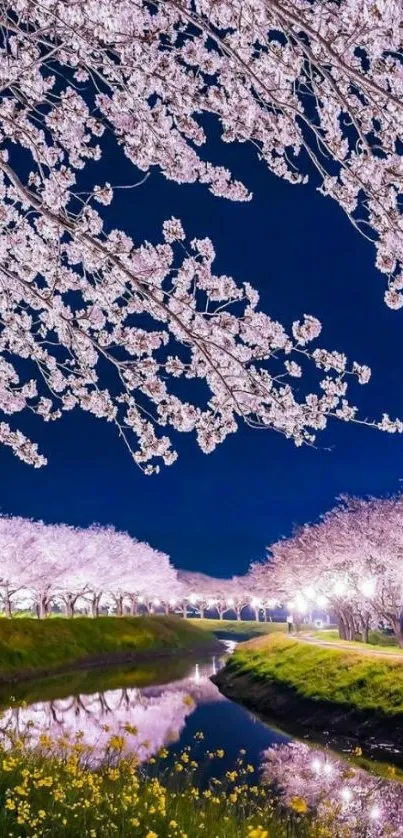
[3,128,403,576]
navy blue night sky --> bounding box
[3,127,403,576]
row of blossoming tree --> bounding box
[1,0,403,472]
[251,494,403,645]
[0,514,271,619]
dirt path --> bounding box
[292,633,403,660]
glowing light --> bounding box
[369,805,381,821]
[153,598,160,606]
[303,586,316,600]
[207,599,215,608]
[137,596,144,604]
[311,759,321,773]
[169,598,176,606]
[251,597,261,607]
[361,578,376,598]
[316,594,328,608]
[227,598,234,606]
[267,599,276,609]
[189,595,197,605]
[295,595,307,613]
[323,762,333,776]
[341,788,353,803]
[287,600,295,610]
[333,581,345,597]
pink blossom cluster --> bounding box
[0,515,178,617]
[0,0,399,468]
[250,494,403,646]
[0,514,257,619]
[0,659,221,765]
[262,741,403,837]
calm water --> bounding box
[2,642,403,834]
[0,642,289,777]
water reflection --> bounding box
[263,741,403,837]
[0,659,223,764]
[1,651,402,835]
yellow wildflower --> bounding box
[290,796,309,815]
[248,828,268,838]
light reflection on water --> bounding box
[1,648,403,835]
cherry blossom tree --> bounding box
[0,515,42,616]
[254,494,403,644]
[0,514,180,618]
[26,522,77,618]
[1,0,400,472]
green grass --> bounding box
[311,629,403,653]
[0,615,216,680]
[189,618,287,640]
[227,634,403,716]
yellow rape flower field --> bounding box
[0,727,347,837]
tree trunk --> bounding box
[116,595,124,617]
[236,607,241,621]
[64,599,74,617]
[263,609,267,622]
[130,597,138,616]
[391,618,403,647]
[338,613,347,640]
[183,603,188,619]
[3,593,12,618]
[253,607,259,622]
[91,595,101,617]
[360,615,370,644]
[64,593,79,618]
[38,595,48,619]
[346,614,356,641]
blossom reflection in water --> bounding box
[262,741,403,837]
[0,660,223,765]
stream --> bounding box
[1,641,403,833]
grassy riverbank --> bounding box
[219,635,403,715]
[189,619,287,640]
[311,628,402,651]
[0,616,217,682]
[213,634,403,752]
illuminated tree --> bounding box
[255,494,403,645]
[1,0,400,472]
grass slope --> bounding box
[227,634,403,716]
[0,615,216,680]
[311,628,402,652]
[189,618,287,640]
